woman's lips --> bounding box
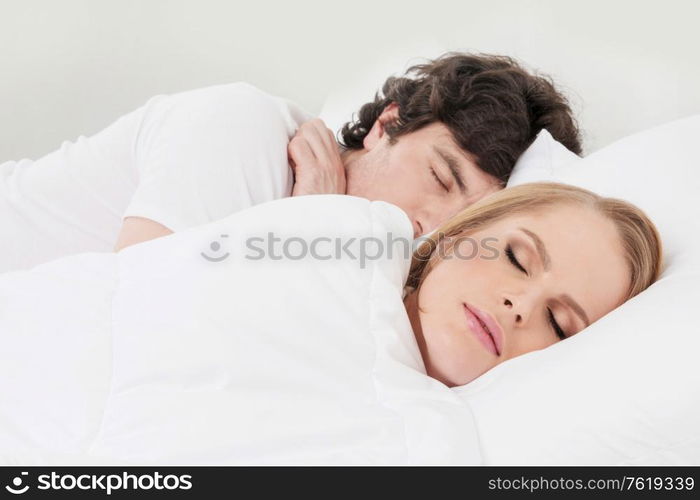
[463,303,502,356]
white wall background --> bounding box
[1,0,699,160]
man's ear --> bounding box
[362,102,400,150]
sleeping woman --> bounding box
[402,182,662,387]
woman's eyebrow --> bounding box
[432,145,467,194]
[519,227,551,271]
[518,227,590,327]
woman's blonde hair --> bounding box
[406,182,663,301]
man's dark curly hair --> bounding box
[339,52,582,185]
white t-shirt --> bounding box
[0,82,314,273]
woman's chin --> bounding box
[425,364,471,388]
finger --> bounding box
[325,126,338,150]
[320,126,343,173]
[303,119,340,164]
[299,121,332,164]
[288,136,317,167]
[309,119,337,152]
[324,127,343,172]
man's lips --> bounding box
[463,303,503,356]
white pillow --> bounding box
[455,115,700,464]
[507,129,581,185]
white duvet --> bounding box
[0,195,481,465]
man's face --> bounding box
[345,121,502,238]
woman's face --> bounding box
[404,203,631,387]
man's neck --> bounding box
[339,147,364,196]
[340,146,359,172]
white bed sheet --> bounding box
[0,195,481,465]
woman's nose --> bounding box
[503,297,526,325]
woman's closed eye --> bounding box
[547,308,567,340]
[505,244,527,274]
[507,244,567,340]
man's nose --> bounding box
[415,210,446,238]
[412,219,424,239]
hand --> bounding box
[288,119,347,196]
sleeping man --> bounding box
[0,52,581,273]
